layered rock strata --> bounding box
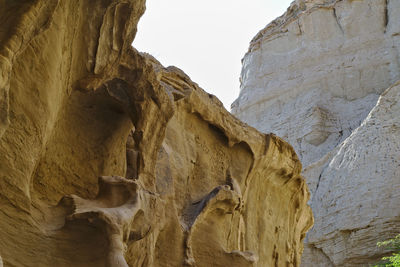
[232,0,400,266]
[0,1,313,266]
[305,82,400,266]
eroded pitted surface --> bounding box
[0,1,312,266]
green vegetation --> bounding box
[373,235,400,267]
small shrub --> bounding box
[373,234,400,267]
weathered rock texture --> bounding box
[0,1,313,266]
[305,81,400,266]
[232,0,400,266]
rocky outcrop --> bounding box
[306,81,400,266]
[232,0,400,266]
[0,1,312,266]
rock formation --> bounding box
[232,0,400,266]
[0,1,312,266]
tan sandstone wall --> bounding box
[0,1,313,266]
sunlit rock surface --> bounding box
[0,1,312,266]
[232,0,400,266]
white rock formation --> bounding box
[232,0,400,266]
[307,82,400,266]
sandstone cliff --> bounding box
[0,1,313,266]
[232,0,400,266]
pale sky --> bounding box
[134,0,293,110]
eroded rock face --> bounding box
[0,1,312,266]
[306,82,400,266]
[232,0,400,266]
[233,0,400,167]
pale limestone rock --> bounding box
[233,0,400,167]
[308,82,400,266]
[232,0,400,266]
[0,1,312,266]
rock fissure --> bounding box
[384,0,389,32]
[332,7,344,34]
